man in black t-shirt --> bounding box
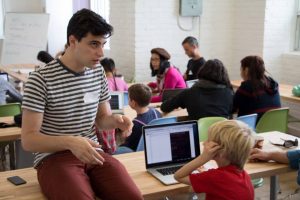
[182,36,206,81]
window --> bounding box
[90,0,110,49]
[295,0,300,50]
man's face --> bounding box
[71,32,107,68]
[182,43,196,58]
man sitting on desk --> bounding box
[21,9,142,200]
[182,36,206,81]
[0,76,22,104]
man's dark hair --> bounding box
[128,84,152,107]
[182,36,199,47]
[198,59,232,88]
[67,8,113,45]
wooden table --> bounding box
[124,103,188,121]
[0,131,298,200]
[0,117,21,142]
[0,64,35,83]
[231,80,300,104]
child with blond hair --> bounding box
[174,120,254,200]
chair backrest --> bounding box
[256,107,289,133]
[236,113,258,131]
[136,116,177,151]
[198,117,227,141]
[0,103,21,117]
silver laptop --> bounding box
[186,79,198,88]
[0,72,9,82]
[109,91,124,114]
[143,121,200,185]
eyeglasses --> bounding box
[270,138,298,148]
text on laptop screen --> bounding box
[145,123,197,165]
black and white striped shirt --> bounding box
[22,59,110,167]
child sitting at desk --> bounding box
[175,120,254,200]
[233,55,281,122]
[101,57,128,91]
[118,83,161,151]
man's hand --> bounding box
[249,148,270,161]
[68,137,105,165]
[201,141,222,162]
[113,114,133,138]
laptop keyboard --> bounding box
[156,166,182,176]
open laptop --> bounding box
[0,72,9,82]
[143,121,200,185]
[161,88,186,102]
[186,79,198,88]
[109,91,125,114]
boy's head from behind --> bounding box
[128,84,152,108]
[208,120,254,169]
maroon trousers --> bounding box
[36,151,143,200]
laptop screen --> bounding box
[0,73,9,82]
[109,92,124,113]
[143,121,200,168]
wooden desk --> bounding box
[231,80,300,104]
[0,64,35,83]
[0,131,298,200]
[124,103,188,121]
[0,117,21,142]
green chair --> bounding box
[256,107,289,133]
[252,108,289,189]
[0,103,21,170]
[0,103,21,117]
[197,117,227,141]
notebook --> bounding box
[143,121,200,185]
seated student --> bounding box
[118,83,162,151]
[174,120,254,200]
[182,36,206,81]
[250,148,300,185]
[37,51,55,64]
[148,48,186,103]
[0,77,22,105]
[101,57,128,91]
[161,59,233,120]
[233,55,281,122]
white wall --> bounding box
[46,0,73,56]
[109,0,135,82]
[263,0,296,81]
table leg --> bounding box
[270,175,278,200]
[8,142,16,170]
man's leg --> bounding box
[88,153,143,200]
[37,151,95,200]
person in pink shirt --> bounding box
[148,48,186,103]
[101,58,128,91]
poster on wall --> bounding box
[1,12,49,65]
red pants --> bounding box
[36,151,143,200]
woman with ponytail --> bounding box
[101,58,128,91]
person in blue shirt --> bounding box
[0,77,22,105]
[119,83,162,151]
[250,148,300,184]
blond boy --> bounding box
[175,120,254,200]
